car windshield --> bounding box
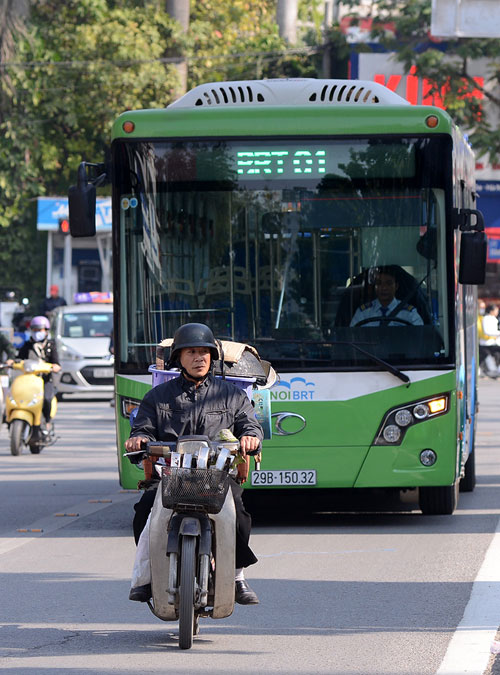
[62,312,113,338]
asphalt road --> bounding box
[0,384,499,674]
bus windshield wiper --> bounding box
[340,341,410,385]
[254,337,410,384]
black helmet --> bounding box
[168,323,219,367]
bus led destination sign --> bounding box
[230,141,415,181]
[236,149,327,178]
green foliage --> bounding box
[188,0,293,81]
[0,0,181,298]
[187,0,347,82]
[344,0,500,161]
[0,0,350,302]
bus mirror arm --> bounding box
[452,207,485,232]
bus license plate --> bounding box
[251,470,316,486]
[94,368,114,378]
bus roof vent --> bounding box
[168,79,410,109]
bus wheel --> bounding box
[460,448,476,493]
[419,481,459,515]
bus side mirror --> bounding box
[457,207,487,285]
[459,231,487,285]
[68,162,96,238]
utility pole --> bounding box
[165,0,190,95]
[276,0,299,44]
[322,0,334,78]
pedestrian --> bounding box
[479,303,500,377]
[41,285,67,317]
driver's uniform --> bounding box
[350,298,423,327]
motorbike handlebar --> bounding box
[123,441,177,463]
[123,438,250,463]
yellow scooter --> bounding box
[5,359,58,455]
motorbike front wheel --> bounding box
[10,419,30,456]
[178,535,197,650]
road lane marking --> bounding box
[437,515,500,675]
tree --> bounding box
[345,0,500,161]
[187,0,347,83]
[0,0,182,305]
[0,0,349,305]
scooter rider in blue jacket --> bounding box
[125,322,263,606]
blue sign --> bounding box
[37,197,111,232]
[488,237,500,261]
[476,181,500,229]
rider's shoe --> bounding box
[235,579,259,605]
[129,583,151,602]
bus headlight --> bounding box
[413,403,429,420]
[420,449,437,466]
[394,409,413,426]
[383,425,401,443]
[373,393,450,446]
[121,397,141,419]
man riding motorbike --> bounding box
[125,322,263,605]
[12,316,61,435]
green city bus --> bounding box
[69,78,486,515]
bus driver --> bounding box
[350,266,424,328]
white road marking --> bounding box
[437,515,500,675]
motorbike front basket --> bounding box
[161,467,230,514]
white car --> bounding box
[50,303,114,398]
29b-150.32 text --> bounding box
[250,470,317,486]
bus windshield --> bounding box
[114,136,451,372]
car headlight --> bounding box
[60,344,83,361]
[373,393,449,446]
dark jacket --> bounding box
[17,338,60,382]
[130,373,263,449]
[41,296,66,315]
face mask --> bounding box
[32,330,47,342]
